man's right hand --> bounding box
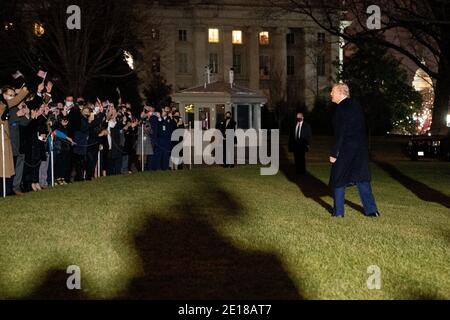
[330,156,337,164]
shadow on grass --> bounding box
[118,208,302,299]
[119,177,302,299]
[24,269,88,300]
[374,160,450,209]
[395,278,447,300]
[23,176,302,300]
[279,146,365,216]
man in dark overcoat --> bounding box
[329,83,380,218]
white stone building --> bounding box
[135,0,339,127]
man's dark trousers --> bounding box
[333,182,378,216]
[294,147,306,174]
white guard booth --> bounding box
[172,81,267,130]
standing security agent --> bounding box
[289,112,312,175]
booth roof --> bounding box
[178,81,262,96]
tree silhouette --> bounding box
[270,0,450,134]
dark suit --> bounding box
[108,120,124,176]
[289,121,312,174]
[329,98,378,216]
[218,118,236,167]
[153,117,174,171]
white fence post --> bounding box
[141,124,144,172]
[51,150,55,187]
[97,148,101,178]
[1,124,5,198]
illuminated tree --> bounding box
[270,0,450,134]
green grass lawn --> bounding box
[0,139,449,300]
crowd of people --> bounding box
[0,81,185,197]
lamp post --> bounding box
[339,20,352,79]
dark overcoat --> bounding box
[329,98,371,188]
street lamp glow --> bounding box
[446,114,450,127]
[34,22,45,37]
[123,51,134,70]
[338,20,352,78]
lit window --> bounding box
[34,22,45,37]
[232,30,242,44]
[185,104,195,113]
[208,28,219,43]
[259,31,269,45]
[185,104,195,128]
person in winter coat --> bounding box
[329,83,380,218]
[0,86,29,195]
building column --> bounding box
[194,25,207,86]
[330,33,340,90]
[303,28,316,111]
[253,104,261,129]
[247,27,260,91]
[178,100,186,121]
[273,27,288,102]
[248,104,253,129]
[222,27,233,84]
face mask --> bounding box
[65,101,74,108]
[94,106,100,114]
[4,95,14,101]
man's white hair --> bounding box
[333,83,350,98]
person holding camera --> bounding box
[106,105,124,175]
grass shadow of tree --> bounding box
[117,208,302,299]
[23,268,88,300]
[374,160,450,209]
[279,145,365,215]
[118,177,302,299]
[23,174,303,300]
